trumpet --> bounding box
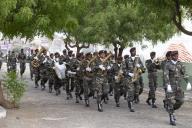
[153,57,165,65]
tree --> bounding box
[118,0,192,36]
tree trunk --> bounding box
[113,43,118,60]
[0,81,18,109]
[118,45,125,57]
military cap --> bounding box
[99,50,105,54]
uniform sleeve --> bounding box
[164,62,170,85]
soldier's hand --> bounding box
[86,67,91,72]
[128,73,134,77]
[99,65,105,70]
[136,64,140,68]
[107,66,111,70]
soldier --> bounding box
[6,51,11,72]
[93,50,111,112]
[62,49,69,62]
[7,51,17,72]
[29,49,34,80]
[107,54,115,96]
[54,56,66,96]
[39,50,49,91]
[0,51,3,70]
[18,49,27,78]
[145,52,161,108]
[47,53,55,93]
[112,56,125,107]
[81,53,95,107]
[33,49,41,88]
[75,53,84,103]
[164,51,188,126]
[65,50,77,99]
[129,47,145,104]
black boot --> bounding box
[76,95,79,103]
[169,114,176,126]
[152,99,158,108]
[146,98,151,106]
[56,89,61,96]
[98,103,103,112]
[134,95,139,104]
[128,101,135,112]
[49,87,52,93]
[85,99,90,107]
[41,85,45,91]
[35,83,39,88]
[116,102,120,107]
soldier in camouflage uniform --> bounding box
[29,49,34,80]
[33,49,41,88]
[128,47,144,104]
[65,50,77,99]
[112,56,126,107]
[39,50,49,90]
[75,53,84,103]
[164,51,187,126]
[145,52,161,108]
[81,53,95,107]
[18,49,27,78]
[107,55,115,96]
[47,53,55,93]
[93,50,110,112]
[7,51,17,73]
[0,51,3,70]
[123,47,144,112]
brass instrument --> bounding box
[116,64,124,83]
[101,52,112,64]
[154,57,165,65]
[131,56,143,83]
[31,47,47,68]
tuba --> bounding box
[31,47,47,68]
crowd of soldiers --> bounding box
[1,47,189,126]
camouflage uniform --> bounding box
[81,55,95,107]
[145,58,160,107]
[93,55,110,112]
[0,51,3,70]
[125,56,144,103]
[65,56,77,99]
[107,59,115,96]
[164,59,186,125]
[29,51,35,80]
[7,52,17,72]
[112,60,126,107]
[47,55,55,93]
[39,54,49,90]
[18,51,27,76]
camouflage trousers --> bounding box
[83,77,94,100]
[75,77,84,98]
[34,67,41,86]
[108,77,115,94]
[147,72,158,101]
[124,78,135,102]
[114,79,126,104]
[20,62,26,75]
[164,85,184,114]
[95,76,109,104]
[0,61,2,70]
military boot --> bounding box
[152,99,158,108]
[41,85,45,91]
[98,103,103,112]
[56,89,61,96]
[146,98,151,106]
[85,99,90,107]
[169,114,176,126]
[128,101,135,112]
[76,95,79,103]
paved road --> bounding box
[0,63,192,128]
